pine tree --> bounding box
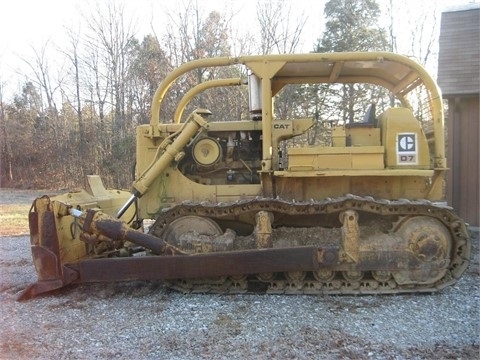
[311,0,390,132]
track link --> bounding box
[149,195,471,294]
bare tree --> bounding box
[85,0,136,137]
[255,0,309,122]
[164,1,232,64]
[384,0,439,69]
[383,0,441,127]
[79,1,139,187]
[161,1,245,122]
[408,7,439,68]
[20,41,74,186]
[61,28,85,149]
[256,0,307,54]
[22,42,62,120]
[129,34,171,124]
[0,80,13,185]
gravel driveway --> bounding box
[0,190,478,359]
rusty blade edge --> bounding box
[73,246,339,282]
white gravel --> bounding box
[0,233,478,360]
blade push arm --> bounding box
[117,109,210,218]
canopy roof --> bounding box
[246,52,430,100]
[152,52,441,125]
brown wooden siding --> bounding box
[439,6,480,227]
[446,96,479,226]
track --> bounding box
[149,195,471,295]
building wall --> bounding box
[445,96,479,226]
[438,5,480,227]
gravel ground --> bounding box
[0,190,478,359]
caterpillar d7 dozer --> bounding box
[19,52,471,300]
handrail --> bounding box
[150,57,240,127]
[173,78,243,124]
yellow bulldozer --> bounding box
[19,52,471,300]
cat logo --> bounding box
[396,133,418,165]
[398,134,416,152]
[273,123,290,129]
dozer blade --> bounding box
[18,198,79,301]
[18,195,339,300]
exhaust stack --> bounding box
[248,71,262,120]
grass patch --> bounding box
[0,204,31,236]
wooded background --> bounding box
[0,0,441,190]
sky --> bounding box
[0,0,305,99]
[0,0,475,101]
